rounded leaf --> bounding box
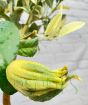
[0,21,20,94]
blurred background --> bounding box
[0,0,88,105]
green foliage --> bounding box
[0,0,85,102]
[0,65,17,95]
[18,37,38,57]
[0,0,84,41]
[0,0,7,11]
[0,21,20,94]
[19,37,38,48]
[0,21,20,64]
[31,0,37,4]
[45,0,54,8]
[0,0,65,39]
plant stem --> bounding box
[49,1,61,16]
[3,93,11,105]
[20,13,33,39]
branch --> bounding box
[3,93,11,105]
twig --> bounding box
[3,93,11,105]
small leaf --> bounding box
[19,37,38,48]
[18,47,38,57]
[10,9,23,27]
[18,37,38,57]
[28,23,39,32]
[14,0,19,7]
[45,0,53,8]
[57,5,70,10]
[48,15,66,39]
[32,5,42,19]
[31,0,37,4]
[45,13,62,36]
[59,21,85,36]
[16,0,23,6]
[7,1,13,13]
[0,0,7,11]
[25,0,30,6]
[56,0,64,3]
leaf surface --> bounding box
[0,21,20,94]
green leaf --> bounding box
[18,37,38,57]
[14,0,19,7]
[0,21,20,64]
[59,21,85,36]
[19,37,38,48]
[0,21,20,94]
[6,0,13,14]
[18,47,38,57]
[31,0,37,4]
[0,0,7,11]
[10,9,23,27]
[45,0,53,8]
[24,0,30,6]
[16,0,23,6]
[0,12,10,20]
[56,0,64,3]
[28,23,40,33]
[0,55,5,69]
[32,5,42,19]
[0,0,8,20]
[0,66,17,95]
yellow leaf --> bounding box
[57,5,70,10]
[59,21,85,36]
[45,13,62,37]
[45,15,66,40]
